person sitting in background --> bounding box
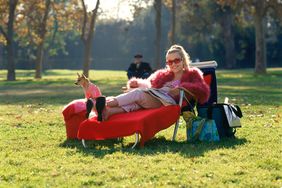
[127,54,152,79]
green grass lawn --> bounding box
[0,68,281,187]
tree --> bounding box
[18,0,82,78]
[32,0,51,79]
[218,5,236,69]
[80,0,100,77]
[176,1,237,68]
[164,0,176,45]
[253,1,267,74]
[177,1,218,61]
[0,0,19,81]
[217,0,282,74]
[154,0,162,69]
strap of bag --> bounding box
[178,87,196,100]
[207,103,243,119]
[186,116,206,141]
[192,118,206,141]
[207,104,214,119]
[228,105,243,118]
[178,87,198,115]
[179,87,207,141]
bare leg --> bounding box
[105,107,125,120]
[106,89,152,109]
[103,89,162,120]
[137,93,162,109]
[106,97,119,107]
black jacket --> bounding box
[127,62,152,79]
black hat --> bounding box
[134,54,143,58]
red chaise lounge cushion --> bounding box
[77,105,180,147]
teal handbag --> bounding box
[180,89,220,142]
[183,111,220,142]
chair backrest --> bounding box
[182,61,218,111]
[199,66,217,106]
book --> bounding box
[142,87,176,105]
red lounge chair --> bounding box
[78,105,181,148]
[62,61,217,148]
[62,99,87,139]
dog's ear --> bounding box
[82,74,87,78]
[77,72,80,77]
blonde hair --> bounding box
[166,44,191,69]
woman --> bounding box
[88,44,210,121]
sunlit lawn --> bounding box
[0,68,281,187]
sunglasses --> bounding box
[166,58,182,66]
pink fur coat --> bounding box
[127,67,210,104]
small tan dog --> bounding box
[75,73,102,99]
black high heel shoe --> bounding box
[86,98,94,118]
[95,96,106,121]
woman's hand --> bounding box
[129,80,138,88]
[168,88,180,97]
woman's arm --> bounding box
[126,69,172,90]
[127,77,151,89]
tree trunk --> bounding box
[7,39,15,81]
[35,42,44,79]
[0,45,2,68]
[6,0,18,81]
[168,0,176,45]
[34,0,51,79]
[81,0,100,77]
[154,0,162,69]
[254,2,267,74]
[43,15,59,72]
[221,7,236,69]
[83,41,92,77]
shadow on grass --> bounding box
[218,87,282,105]
[59,136,247,158]
[0,80,124,105]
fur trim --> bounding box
[180,68,210,104]
[127,77,151,89]
[149,69,174,88]
[149,67,210,104]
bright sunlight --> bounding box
[84,0,134,21]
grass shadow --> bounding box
[59,138,125,158]
[141,136,248,158]
[59,136,247,158]
[0,79,124,105]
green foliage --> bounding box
[0,69,281,187]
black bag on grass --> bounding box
[197,103,243,138]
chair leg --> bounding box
[131,133,139,149]
[172,119,180,141]
[82,139,87,148]
[172,89,184,141]
[82,135,138,149]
